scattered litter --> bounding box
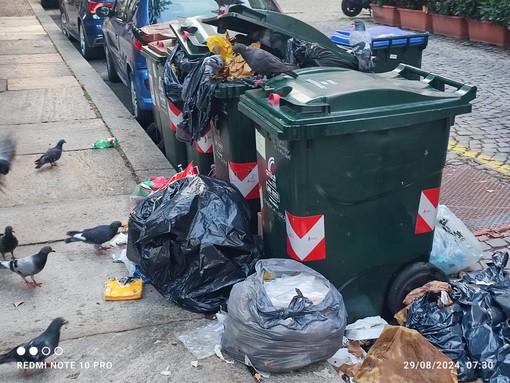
[355,326,457,383]
[221,259,346,373]
[104,277,143,301]
[154,340,161,344]
[214,345,234,364]
[160,366,171,376]
[247,365,263,382]
[313,367,334,379]
[430,204,483,275]
[345,316,388,340]
[110,232,128,247]
[190,360,198,368]
[402,280,452,306]
[178,315,226,359]
[13,301,24,308]
[111,249,136,277]
[244,355,269,379]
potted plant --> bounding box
[428,0,468,38]
[370,0,401,27]
[467,0,510,47]
[396,0,433,32]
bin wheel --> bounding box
[385,262,448,316]
[341,0,362,17]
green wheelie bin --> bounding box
[238,64,477,322]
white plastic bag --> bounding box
[429,205,483,275]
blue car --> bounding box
[101,0,281,127]
[59,0,114,59]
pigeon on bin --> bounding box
[35,139,66,169]
[233,43,298,79]
[0,226,18,260]
[0,246,54,287]
[65,221,122,254]
[0,317,67,376]
[0,136,16,191]
[349,19,374,72]
[214,0,243,13]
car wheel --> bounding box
[385,262,448,316]
[41,0,57,9]
[79,23,98,60]
[130,76,153,128]
[105,46,121,83]
[60,9,74,40]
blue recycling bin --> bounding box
[330,25,429,73]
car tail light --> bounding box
[87,1,113,15]
[133,37,144,52]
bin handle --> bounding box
[394,64,477,101]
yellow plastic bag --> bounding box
[206,35,234,61]
[104,277,143,301]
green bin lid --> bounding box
[169,16,222,59]
[237,64,477,140]
[202,5,355,65]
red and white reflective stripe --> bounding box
[415,187,441,234]
[286,211,326,262]
[167,102,182,132]
[195,125,213,153]
[228,162,259,200]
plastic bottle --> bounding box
[92,137,118,149]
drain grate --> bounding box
[440,164,510,231]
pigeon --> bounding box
[0,246,54,287]
[233,43,298,79]
[0,226,18,260]
[0,317,67,376]
[214,0,243,13]
[0,136,16,191]
[65,221,122,254]
[349,19,374,72]
[35,139,66,169]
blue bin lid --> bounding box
[331,25,428,49]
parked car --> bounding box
[59,0,115,59]
[100,0,281,127]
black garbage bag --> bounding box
[460,251,510,288]
[126,175,262,313]
[405,293,478,381]
[288,38,358,70]
[163,45,201,104]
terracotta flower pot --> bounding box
[467,19,510,47]
[431,14,468,39]
[398,8,432,32]
[370,4,401,27]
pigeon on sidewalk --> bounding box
[349,19,374,72]
[0,246,54,287]
[0,226,18,260]
[35,139,66,169]
[0,136,16,191]
[65,221,122,254]
[0,317,67,376]
[233,43,298,79]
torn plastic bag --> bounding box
[288,38,358,70]
[126,175,262,313]
[163,45,201,103]
[221,258,346,373]
[460,250,510,288]
[429,205,483,275]
[405,293,477,381]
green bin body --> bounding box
[141,42,188,169]
[213,83,261,233]
[238,65,476,321]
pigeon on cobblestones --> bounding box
[0,136,16,190]
[0,226,18,260]
[65,221,122,254]
[349,19,374,72]
[233,43,298,78]
[0,317,67,375]
[35,139,66,169]
[0,246,54,287]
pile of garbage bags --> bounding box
[405,251,510,382]
[127,175,262,313]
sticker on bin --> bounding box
[286,211,326,262]
[415,187,440,234]
[148,73,158,111]
[168,101,183,132]
[228,162,259,200]
[195,125,213,153]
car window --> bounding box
[149,0,280,24]
[113,0,138,21]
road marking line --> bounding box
[449,141,510,176]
